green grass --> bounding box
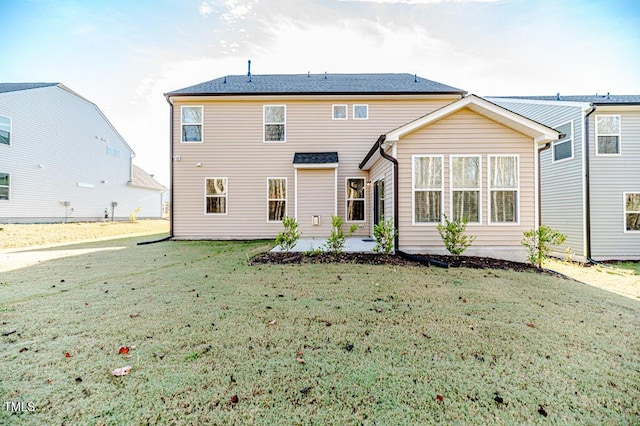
[1,236,639,425]
[612,261,640,275]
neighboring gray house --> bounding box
[0,83,165,223]
[489,95,640,260]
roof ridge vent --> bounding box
[307,71,310,78]
[324,72,327,80]
[414,74,418,83]
[606,92,611,100]
[556,92,560,100]
[223,76,227,84]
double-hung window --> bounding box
[0,115,10,145]
[553,121,573,162]
[267,178,287,221]
[595,115,621,155]
[625,193,640,232]
[489,155,518,223]
[451,156,480,223]
[0,172,9,200]
[181,106,203,142]
[264,105,286,142]
[413,156,443,223]
[205,178,227,214]
[346,178,365,221]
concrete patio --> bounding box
[270,237,377,253]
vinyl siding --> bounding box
[0,86,162,222]
[296,169,335,237]
[589,109,640,260]
[171,96,456,239]
[396,108,536,258]
[490,100,586,257]
[367,153,394,235]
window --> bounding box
[205,178,227,214]
[332,105,347,120]
[489,155,518,223]
[625,193,640,232]
[0,115,10,145]
[264,105,286,142]
[353,104,368,120]
[596,115,621,155]
[553,121,573,162]
[267,178,287,221]
[346,178,365,221]
[0,173,9,200]
[106,146,121,158]
[413,156,443,223]
[451,156,480,223]
[181,106,203,143]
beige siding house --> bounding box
[165,74,558,261]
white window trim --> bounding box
[345,177,366,222]
[332,104,347,120]
[0,115,11,146]
[0,172,10,201]
[595,114,621,156]
[263,105,286,143]
[181,106,203,143]
[449,155,482,224]
[623,192,640,233]
[353,104,368,120]
[412,155,444,226]
[552,120,574,163]
[266,177,287,223]
[488,154,520,225]
[204,177,228,215]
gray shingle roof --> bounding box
[166,73,466,96]
[0,83,58,94]
[293,152,339,164]
[494,94,640,105]
[129,165,166,191]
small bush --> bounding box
[437,215,476,257]
[275,216,300,253]
[324,215,358,253]
[373,218,397,254]
[522,225,567,268]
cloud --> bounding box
[338,0,500,3]
[199,1,213,17]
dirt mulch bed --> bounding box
[250,251,544,273]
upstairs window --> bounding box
[489,155,519,223]
[625,193,640,232]
[596,115,620,155]
[451,156,480,223]
[332,105,347,120]
[0,115,10,145]
[413,156,443,223]
[264,105,286,142]
[0,172,9,200]
[353,104,368,120]
[181,106,203,143]
[346,178,365,221]
[267,178,287,222]
[205,178,227,214]
[553,121,573,162]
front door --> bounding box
[296,169,336,237]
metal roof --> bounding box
[293,152,339,164]
[0,83,58,94]
[166,73,466,97]
[494,94,640,105]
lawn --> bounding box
[0,236,638,425]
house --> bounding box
[164,73,558,261]
[488,95,640,261]
[0,83,166,223]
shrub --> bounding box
[373,218,397,254]
[521,225,567,268]
[275,216,300,253]
[437,215,476,257]
[324,215,358,253]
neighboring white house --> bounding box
[0,83,165,223]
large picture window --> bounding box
[0,115,10,145]
[205,178,227,214]
[596,115,621,155]
[267,178,287,222]
[625,193,640,232]
[489,155,518,223]
[346,178,365,222]
[413,156,443,223]
[451,156,480,223]
[264,105,286,142]
[553,121,573,162]
[0,172,9,200]
[181,106,203,142]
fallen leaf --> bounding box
[2,330,17,337]
[19,347,28,353]
[268,319,276,326]
[375,307,383,313]
[118,346,130,355]
[538,405,548,417]
[300,386,313,394]
[85,302,89,306]
[297,358,305,364]
[494,395,505,404]
[436,395,444,404]
[45,379,51,385]
[111,366,132,376]
[230,395,239,404]
[296,350,304,356]
[65,352,71,358]
[402,351,408,355]
[130,313,139,318]
[344,343,354,352]
[527,323,536,328]
[75,377,83,383]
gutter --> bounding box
[375,135,400,251]
[583,104,596,260]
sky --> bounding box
[2,0,639,187]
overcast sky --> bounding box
[2,0,639,186]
